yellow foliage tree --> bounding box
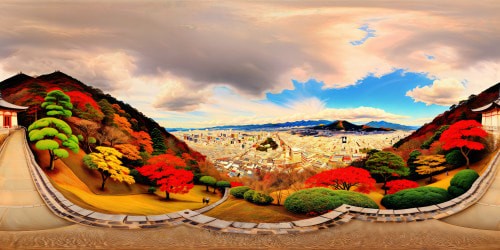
[415,154,447,183]
[83,146,135,191]
[114,144,142,161]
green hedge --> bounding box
[445,150,466,168]
[381,187,450,209]
[243,190,256,202]
[284,188,378,214]
[251,191,274,205]
[230,186,251,199]
[448,169,479,197]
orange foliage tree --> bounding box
[114,144,142,161]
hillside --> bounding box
[0,71,206,192]
[394,82,500,149]
[312,120,394,132]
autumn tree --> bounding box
[151,128,167,155]
[131,131,153,154]
[28,117,80,170]
[415,154,447,183]
[83,146,135,190]
[95,126,130,146]
[439,120,487,168]
[137,154,193,200]
[365,151,408,194]
[41,90,73,118]
[386,179,419,194]
[200,176,217,193]
[67,117,99,152]
[114,144,142,161]
[305,166,376,194]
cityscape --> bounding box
[175,129,411,178]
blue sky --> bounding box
[265,70,448,122]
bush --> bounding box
[148,186,157,194]
[448,169,479,197]
[243,190,256,202]
[230,186,251,199]
[381,187,450,209]
[445,150,466,168]
[216,181,231,189]
[284,188,378,214]
[251,192,274,205]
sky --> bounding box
[0,1,498,128]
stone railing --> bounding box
[19,126,500,233]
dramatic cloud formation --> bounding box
[406,79,466,106]
[0,1,498,127]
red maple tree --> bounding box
[305,166,376,193]
[386,179,419,194]
[439,120,487,168]
[137,154,194,200]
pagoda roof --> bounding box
[471,98,500,112]
[0,95,28,111]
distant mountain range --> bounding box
[167,119,418,132]
[365,121,419,131]
[166,120,332,132]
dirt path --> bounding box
[0,220,498,249]
[0,130,71,231]
[442,151,500,230]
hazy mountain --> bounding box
[365,121,419,131]
[168,120,332,132]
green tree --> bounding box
[407,150,422,180]
[98,99,115,126]
[365,151,408,194]
[151,128,167,155]
[28,117,80,170]
[216,180,231,195]
[200,176,217,193]
[41,90,73,118]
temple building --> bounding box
[472,93,500,148]
[0,94,28,128]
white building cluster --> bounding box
[174,129,412,179]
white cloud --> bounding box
[405,78,466,106]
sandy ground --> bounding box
[0,131,71,231]
[442,155,500,230]
[0,220,499,249]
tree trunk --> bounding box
[48,150,55,171]
[429,175,433,183]
[205,185,209,192]
[100,172,108,191]
[383,175,388,195]
[213,186,216,194]
[461,147,470,169]
[166,192,170,200]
